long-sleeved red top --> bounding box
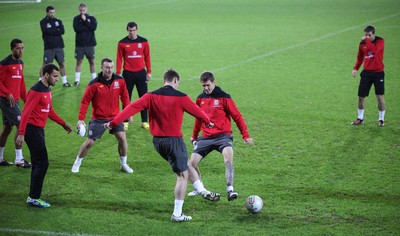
[116,36,151,75]
[78,73,130,121]
[353,36,384,72]
[18,81,66,135]
[0,54,26,102]
[110,85,210,137]
[192,86,250,141]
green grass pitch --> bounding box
[0,0,399,235]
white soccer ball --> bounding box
[245,195,263,214]
[77,123,86,137]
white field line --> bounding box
[0,227,107,236]
[184,12,400,80]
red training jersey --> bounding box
[353,36,384,72]
[116,36,151,75]
[0,54,26,102]
[18,81,66,135]
[192,86,250,141]
[110,85,211,137]
[78,73,130,121]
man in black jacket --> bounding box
[73,3,97,86]
[39,6,71,87]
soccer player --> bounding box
[39,6,71,87]
[104,68,217,222]
[71,58,133,174]
[0,39,30,167]
[187,71,255,201]
[351,25,386,127]
[16,64,73,208]
[116,21,152,130]
[73,3,98,86]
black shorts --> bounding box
[0,98,21,125]
[43,48,65,64]
[87,119,124,140]
[193,134,233,158]
[358,70,385,97]
[75,46,95,60]
[152,137,188,173]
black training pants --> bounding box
[122,69,148,122]
[25,124,49,199]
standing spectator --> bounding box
[187,71,254,201]
[71,58,133,173]
[0,39,30,167]
[104,69,218,222]
[351,25,386,126]
[16,64,73,208]
[73,3,97,86]
[39,5,71,87]
[116,21,152,130]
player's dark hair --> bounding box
[46,5,55,13]
[164,68,180,82]
[126,22,138,30]
[364,25,375,34]
[101,57,113,65]
[200,71,215,83]
[42,64,59,76]
[79,3,87,9]
[10,39,23,50]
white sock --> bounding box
[379,110,385,121]
[91,73,97,80]
[120,156,127,165]
[357,109,364,120]
[75,72,81,82]
[62,75,67,84]
[173,199,184,217]
[15,149,23,162]
[0,146,4,160]
[227,186,234,193]
[75,156,84,165]
[193,180,206,193]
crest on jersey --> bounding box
[138,43,142,48]
[213,100,220,107]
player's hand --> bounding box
[128,117,133,123]
[81,14,86,21]
[244,137,255,146]
[190,137,197,146]
[205,122,214,128]
[352,69,358,78]
[76,120,85,130]
[103,122,112,130]
[16,135,24,146]
[62,123,73,133]
[146,73,152,82]
[6,94,15,107]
